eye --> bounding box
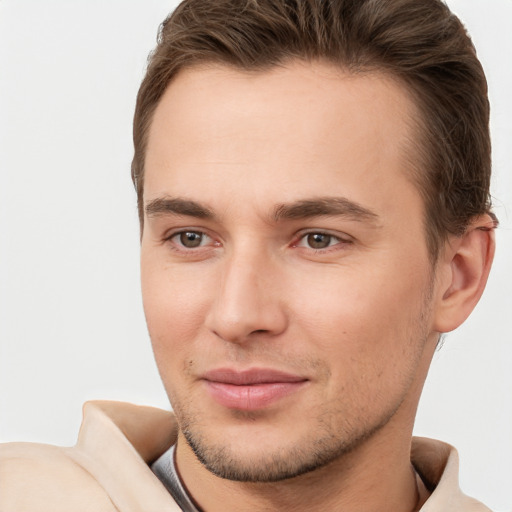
[294,231,350,251]
[304,233,335,249]
[172,231,211,248]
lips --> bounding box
[202,368,308,411]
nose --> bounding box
[204,249,288,344]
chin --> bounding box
[184,432,333,482]
[179,411,383,483]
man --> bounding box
[0,0,498,510]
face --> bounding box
[141,62,439,482]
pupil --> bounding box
[180,232,202,248]
[308,233,330,249]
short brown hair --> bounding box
[132,0,493,258]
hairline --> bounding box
[136,57,445,262]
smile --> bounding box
[202,368,309,411]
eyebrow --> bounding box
[144,195,380,225]
[145,197,215,219]
[273,197,380,224]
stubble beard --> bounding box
[178,406,399,483]
[169,274,436,484]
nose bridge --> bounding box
[205,241,287,343]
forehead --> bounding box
[144,61,421,221]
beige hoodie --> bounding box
[0,401,491,512]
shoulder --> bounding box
[0,441,118,512]
[0,401,179,512]
[0,441,119,511]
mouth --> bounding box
[201,368,309,411]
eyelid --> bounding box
[292,229,354,251]
[164,227,221,250]
[164,226,207,240]
[293,228,353,242]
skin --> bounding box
[140,61,494,511]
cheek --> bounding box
[290,264,431,419]
[141,258,214,364]
[290,258,431,363]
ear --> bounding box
[433,214,496,333]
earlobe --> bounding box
[433,215,496,333]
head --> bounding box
[135,0,495,487]
[133,0,493,260]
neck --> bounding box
[176,424,423,512]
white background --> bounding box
[0,1,511,510]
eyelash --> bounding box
[166,230,218,252]
[164,228,352,255]
[292,230,352,252]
